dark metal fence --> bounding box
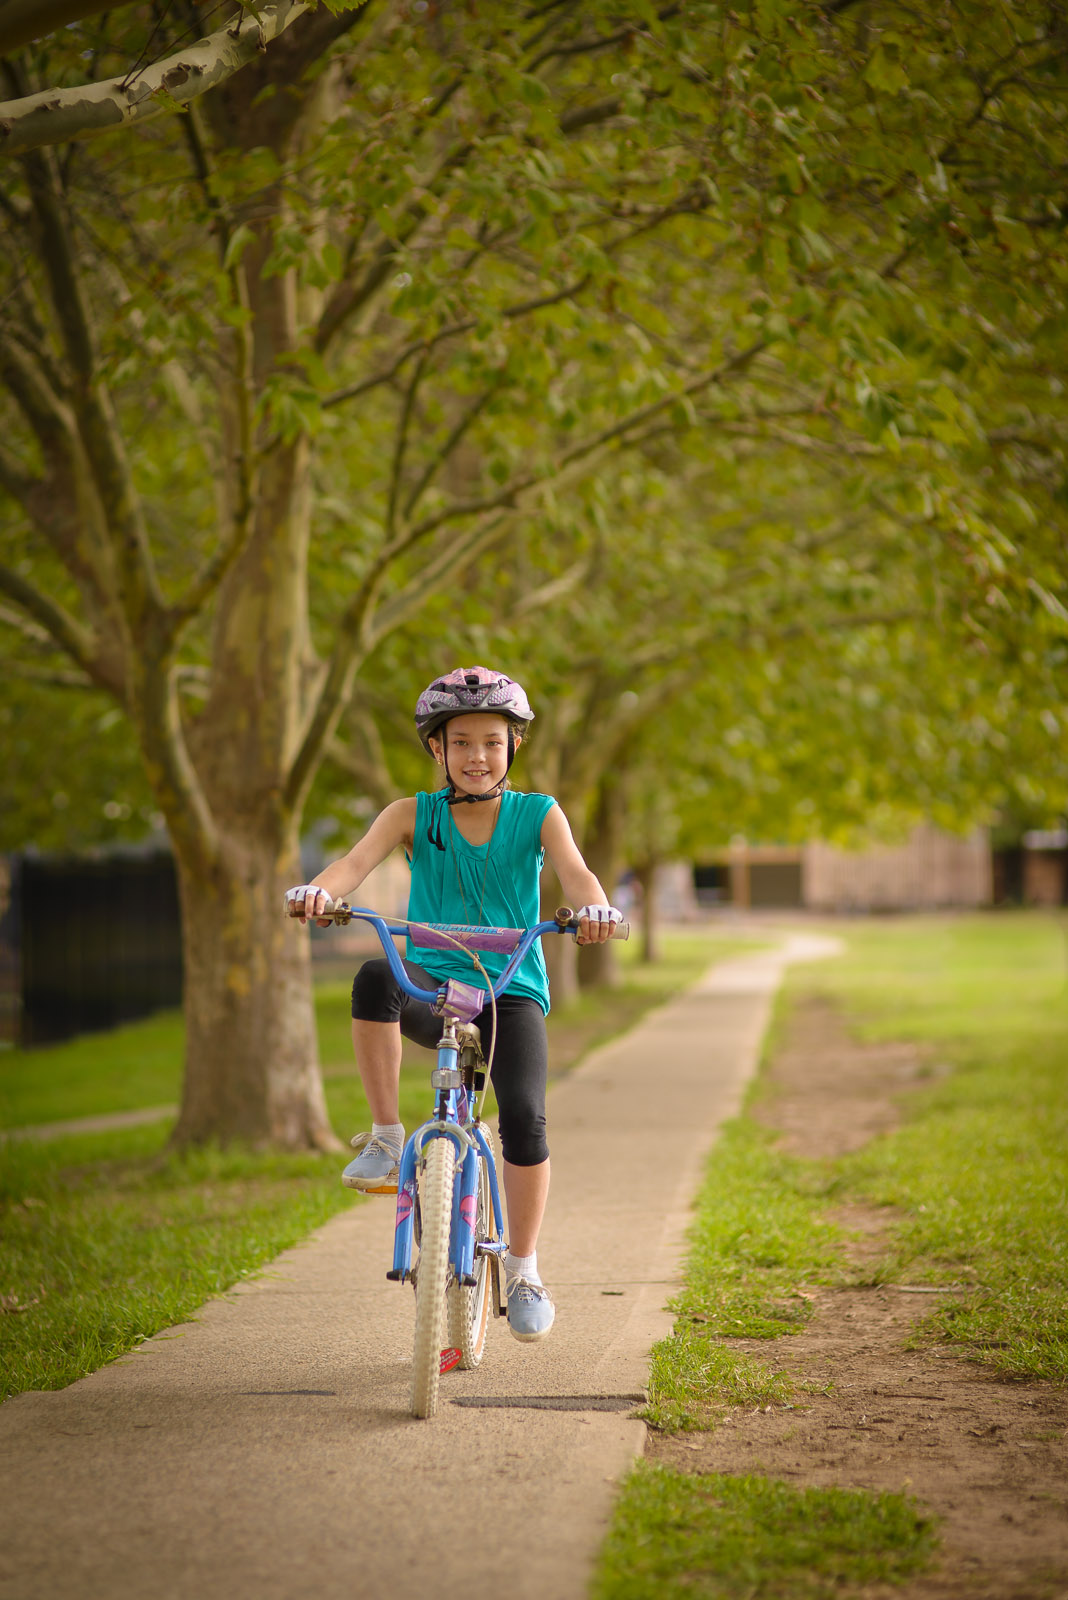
[5,850,183,1047]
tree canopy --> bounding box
[1,0,1065,1141]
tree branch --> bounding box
[314,111,486,355]
[526,6,682,72]
[321,277,590,412]
[17,147,96,376]
[0,431,37,504]
[2,145,218,866]
[385,348,428,541]
[283,500,515,813]
[510,557,591,619]
[20,141,167,636]
[137,662,222,874]
[0,313,73,445]
[0,600,53,647]
[0,327,123,620]
[402,376,504,523]
[2,659,96,689]
[0,0,317,159]
[159,101,259,636]
[0,561,103,685]
[404,338,770,547]
[324,714,399,813]
[366,512,512,646]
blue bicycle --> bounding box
[322,903,627,1418]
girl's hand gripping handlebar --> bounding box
[553,905,630,942]
[283,885,335,925]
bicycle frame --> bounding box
[389,1019,504,1291]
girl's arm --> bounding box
[286,797,417,922]
[540,803,620,945]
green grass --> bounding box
[598,910,1065,1600]
[673,1120,845,1337]
[0,1128,351,1401]
[0,1010,187,1128]
[805,911,1068,1383]
[642,910,1068,1432]
[802,910,1066,1052]
[0,927,731,1402]
[645,1334,797,1433]
[641,1119,845,1431]
[592,1465,936,1600]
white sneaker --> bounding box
[342,1132,400,1193]
[505,1274,555,1342]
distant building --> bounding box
[1015,829,1068,907]
[694,824,994,912]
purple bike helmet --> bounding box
[414,666,534,753]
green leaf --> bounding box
[863,45,909,95]
[222,223,256,272]
[320,242,343,281]
[993,215,1034,257]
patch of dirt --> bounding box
[647,995,1068,1599]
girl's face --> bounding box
[430,713,518,799]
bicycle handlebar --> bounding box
[296,903,629,1022]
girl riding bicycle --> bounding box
[285,666,622,1342]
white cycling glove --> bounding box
[576,904,623,927]
[284,884,334,919]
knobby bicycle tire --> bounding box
[410,1135,456,1419]
[446,1124,499,1370]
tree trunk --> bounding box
[171,825,340,1149]
[634,859,659,965]
[164,107,328,1147]
[541,866,578,1007]
[577,768,626,991]
[577,922,621,990]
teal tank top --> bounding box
[406,788,557,1013]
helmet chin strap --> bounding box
[448,785,504,806]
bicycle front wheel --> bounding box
[410,1135,456,1419]
[447,1125,499,1370]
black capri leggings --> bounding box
[351,958,549,1167]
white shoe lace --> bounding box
[349,1132,400,1164]
[508,1275,553,1306]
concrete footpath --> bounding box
[0,932,836,1600]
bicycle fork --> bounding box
[387,1026,506,1288]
